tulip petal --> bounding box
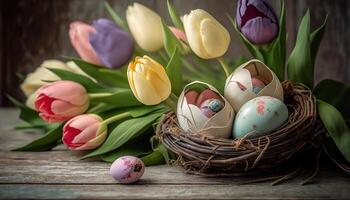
[126,3,163,52]
[133,72,161,105]
[241,17,278,44]
[90,19,133,68]
[69,114,102,130]
[72,123,100,144]
[200,18,230,58]
[75,130,107,150]
[69,21,102,65]
[37,81,88,106]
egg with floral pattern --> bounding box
[233,96,288,138]
[110,156,145,184]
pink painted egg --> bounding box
[251,77,266,94]
[110,156,145,184]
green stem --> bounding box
[170,92,179,103]
[181,58,197,74]
[101,112,131,126]
[217,57,231,77]
[88,93,113,99]
[163,97,177,113]
[156,51,168,65]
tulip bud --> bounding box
[127,56,171,105]
[69,19,133,68]
[224,59,283,111]
[236,0,279,44]
[177,81,235,139]
[63,114,107,150]
[183,9,231,59]
[126,3,163,52]
[34,81,89,123]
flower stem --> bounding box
[170,92,179,103]
[88,93,113,99]
[101,112,131,126]
[163,97,177,113]
[217,57,231,77]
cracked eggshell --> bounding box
[224,59,284,112]
[177,81,235,139]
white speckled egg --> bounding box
[233,96,288,138]
[110,156,145,184]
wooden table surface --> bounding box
[0,108,349,199]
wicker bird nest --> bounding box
[156,81,321,176]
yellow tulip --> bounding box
[126,3,163,52]
[127,56,171,105]
[183,9,231,59]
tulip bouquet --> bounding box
[10,0,350,174]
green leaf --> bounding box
[317,100,350,162]
[82,112,162,159]
[7,95,47,127]
[64,56,129,88]
[287,10,313,87]
[161,20,183,57]
[47,68,109,93]
[310,15,327,67]
[265,0,286,81]
[314,79,350,120]
[90,89,141,107]
[166,46,183,95]
[141,149,166,166]
[227,14,265,62]
[100,139,152,163]
[166,0,184,30]
[128,105,165,118]
[104,2,129,31]
[13,123,63,151]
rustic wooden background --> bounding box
[1,0,349,106]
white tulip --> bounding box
[126,3,163,52]
[183,9,230,59]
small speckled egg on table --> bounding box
[110,156,145,184]
[233,96,288,138]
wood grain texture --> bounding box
[0,108,350,199]
[0,0,349,106]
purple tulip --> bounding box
[89,19,134,68]
[236,0,278,44]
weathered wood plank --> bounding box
[1,151,348,185]
[1,109,350,199]
[0,183,349,200]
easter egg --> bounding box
[200,99,224,118]
[251,77,266,94]
[110,156,145,184]
[233,96,288,138]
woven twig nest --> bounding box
[157,81,321,176]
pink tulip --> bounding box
[35,80,89,123]
[69,21,103,66]
[62,114,107,150]
[169,26,188,43]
